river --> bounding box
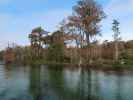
[0,64,133,100]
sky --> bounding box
[0,0,133,49]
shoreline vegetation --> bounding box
[1,0,133,70]
[5,61,133,72]
[6,59,133,71]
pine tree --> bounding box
[112,19,121,61]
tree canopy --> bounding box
[61,0,105,46]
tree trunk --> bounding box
[115,41,119,61]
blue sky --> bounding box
[0,0,133,49]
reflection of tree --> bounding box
[79,68,92,99]
[82,69,93,100]
[4,64,17,79]
[47,65,65,99]
[115,73,123,100]
[47,66,84,100]
[80,69,102,100]
[48,67,101,100]
[87,69,92,99]
[4,65,12,79]
[91,70,100,100]
[29,66,42,100]
[28,65,112,100]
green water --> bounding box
[0,64,133,100]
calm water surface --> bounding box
[0,64,133,100]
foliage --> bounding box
[61,0,105,46]
[0,50,4,60]
[112,20,121,41]
[31,27,44,34]
[46,31,65,63]
[112,19,121,61]
[3,1,133,68]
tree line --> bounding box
[2,0,133,66]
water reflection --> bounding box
[63,68,81,92]
[116,74,123,100]
[0,65,30,100]
[0,64,133,100]
[29,66,42,100]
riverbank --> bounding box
[23,59,133,71]
[89,64,133,72]
[3,57,132,71]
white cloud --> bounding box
[0,9,71,49]
[0,0,12,5]
[101,0,133,41]
[106,0,133,15]
[0,0,132,50]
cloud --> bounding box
[101,0,133,41]
[0,9,71,49]
[0,0,132,50]
[106,0,133,15]
[0,0,11,5]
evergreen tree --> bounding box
[112,19,121,61]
